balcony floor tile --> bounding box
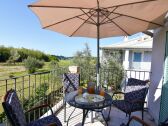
[56,104,156,126]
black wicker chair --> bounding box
[2,89,62,126]
[112,78,150,120]
[62,73,80,123]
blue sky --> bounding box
[0,0,142,57]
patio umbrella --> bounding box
[28,0,168,86]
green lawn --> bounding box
[0,60,71,113]
[58,59,73,67]
[0,60,73,80]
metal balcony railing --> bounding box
[0,67,68,124]
[0,67,151,125]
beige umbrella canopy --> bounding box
[29,0,168,85]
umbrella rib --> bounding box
[101,15,121,25]
[76,17,95,25]
[28,5,92,10]
[80,9,97,24]
[100,11,130,35]
[100,7,118,24]
[70,11,96,37]
[43,11,94,29]
[104,0,158,9]
[112,12,163,27]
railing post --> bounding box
[14,78,16,91]
[28,75,31,123]
[22,76,24,108]
[34,74,36,121]
[5,80,8,93]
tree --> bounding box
[24,56,44,73]
[49,60,59,70]
[49,55,59,62]
[73,43,96,83]
[7,49,20,64]
[73,43,93,68]
[101,50,124,90]
[0,46,10,62]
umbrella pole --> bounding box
[96,1,100,88]
[96,22,100,88]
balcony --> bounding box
[0,67,155,126]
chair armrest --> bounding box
[25,104,53,115]
[47,123,57,126]
[129,100,146,104]
[127,116,150,126]
[144,79,150,83]
[145,79,150,86]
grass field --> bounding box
[0,60,71,114]
[0,60,73,79]
[58,59,73,67]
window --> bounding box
[143,51,151,62]
[133,52,142,62]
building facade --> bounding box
[101,36,153,71]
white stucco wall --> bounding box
[123,49,129,69]
[148,24,168,124]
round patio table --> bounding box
[65,89,112,126]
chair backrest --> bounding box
[125,86,148,102]
[127,78,148,86]
[124,78,149,101]
[63,73,80,93]
[2,89,27,126]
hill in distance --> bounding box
[53,55,73,60]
